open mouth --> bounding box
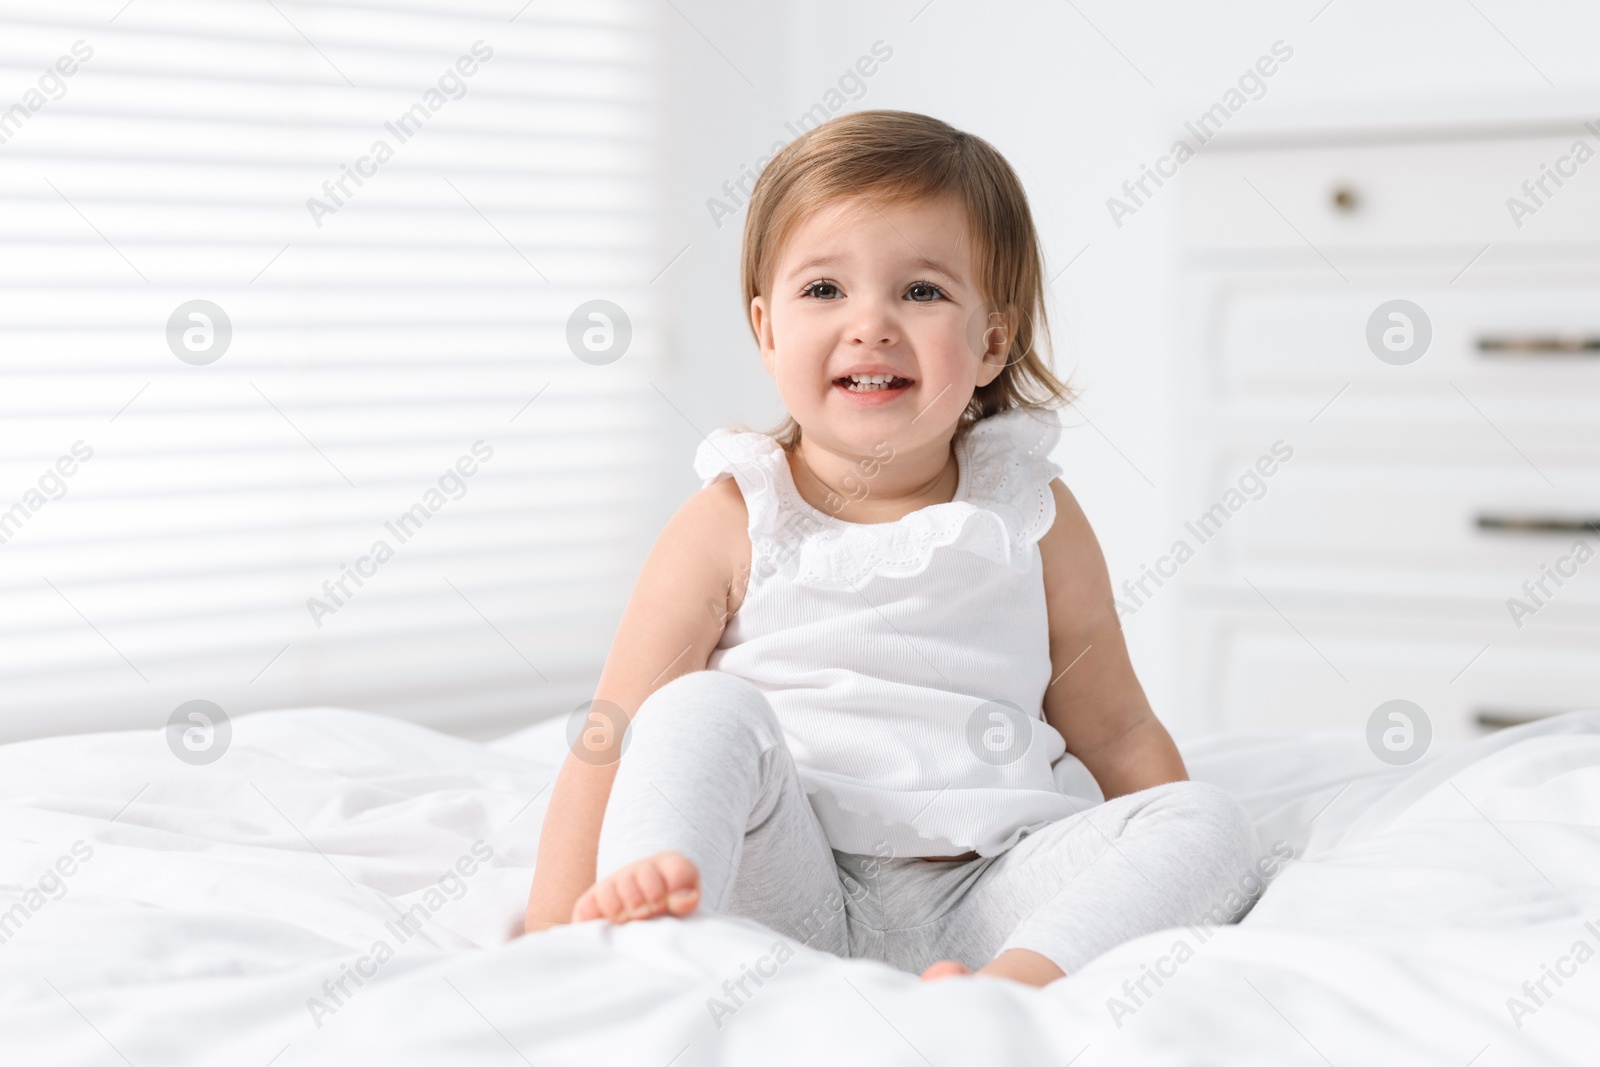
[833,373,913,394]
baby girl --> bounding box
[525,109,1257,986]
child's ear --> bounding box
[751,295,777,377]
[971,304,1016,388]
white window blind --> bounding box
[0,0,663,742]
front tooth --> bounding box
[842,373,904,389]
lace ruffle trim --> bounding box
[693,408,1063,589]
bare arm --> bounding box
[1038,478,1186,799]
[523,479,750,932]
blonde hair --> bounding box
[740,109,1072,449]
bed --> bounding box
[1,706,1595,1066]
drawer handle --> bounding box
[1476,514,1600,535]
[1478,335,1600,356]
[1475,708,1565,730]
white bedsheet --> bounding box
[1,706,1596,1066]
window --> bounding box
[0,1,662,741]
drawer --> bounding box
[1177,605,1600,738]
[1180,132,1600,249]
[1204,272,1600,405]
[1180,447,1600,611]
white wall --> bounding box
[655,0,1600,734]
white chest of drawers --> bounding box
[1172,120,1600,740]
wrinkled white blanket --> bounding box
[0,707,1595,1066]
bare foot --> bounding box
[977,948,1066,987]
[571,851,701,925]
[920,960,972,981]
[921,950,1065,987]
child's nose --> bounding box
[847,302,898,346]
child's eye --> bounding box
[905,281,947,303]
[801,280,842,300]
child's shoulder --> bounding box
[692,425,786,492]
[689,426,784,545]
[687,474,750,532]
[670,474,749,547]
[635,477,752,626]
[1036,474,1111,621]
[1038,476,1081,540]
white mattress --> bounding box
[1,706,1596,1066]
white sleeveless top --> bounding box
[694,407,1103,859]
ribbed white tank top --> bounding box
[694,407,1102,859]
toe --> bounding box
[631,861,669,917]
[614,870,648,920]
[655,852,701,915]
[591,879,626,923]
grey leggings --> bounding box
[595,670,1260,975]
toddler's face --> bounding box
[751,194,1007,456]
